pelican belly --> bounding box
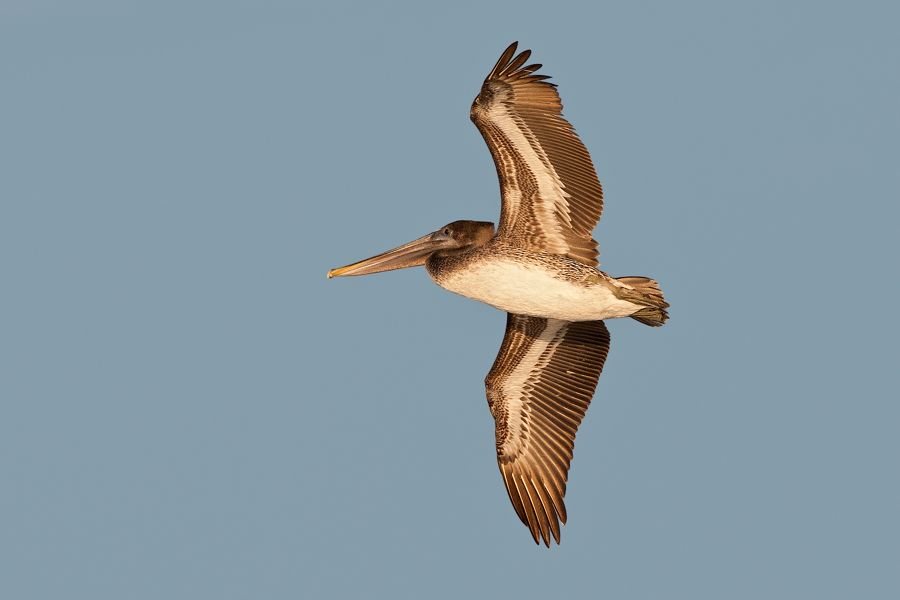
[434,258,640,321]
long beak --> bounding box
[327,232,450,279]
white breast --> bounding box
[434,259,640,321]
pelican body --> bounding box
[328,43,669,546]
[429,236,650,322]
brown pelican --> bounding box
[327,42,669,546]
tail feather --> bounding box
[616,276,669,327]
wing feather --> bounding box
[471,42,605,266]
[485,313,611,546]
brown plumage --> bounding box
[485,314,610,546]
[327,42,669,548]
[471,41,605,267]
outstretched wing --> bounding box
[485,313,611,546]
[471,42,605,267]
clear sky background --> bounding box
[2,1,899,598]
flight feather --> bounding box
[485,313,610,545]
[471,42,605,266]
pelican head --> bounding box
[327,220,494,279]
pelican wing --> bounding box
[485,313,610,546]
[471,42,605,266]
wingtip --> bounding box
[533,528,558,548]
[488,41,521,80]
[484,41,553,84]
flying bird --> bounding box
[327,42,669,546]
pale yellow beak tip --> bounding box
[326,269,335,279]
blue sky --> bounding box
[2,1,899,598]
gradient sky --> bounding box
[2,1,899,598]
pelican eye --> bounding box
[443,228,451,236]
